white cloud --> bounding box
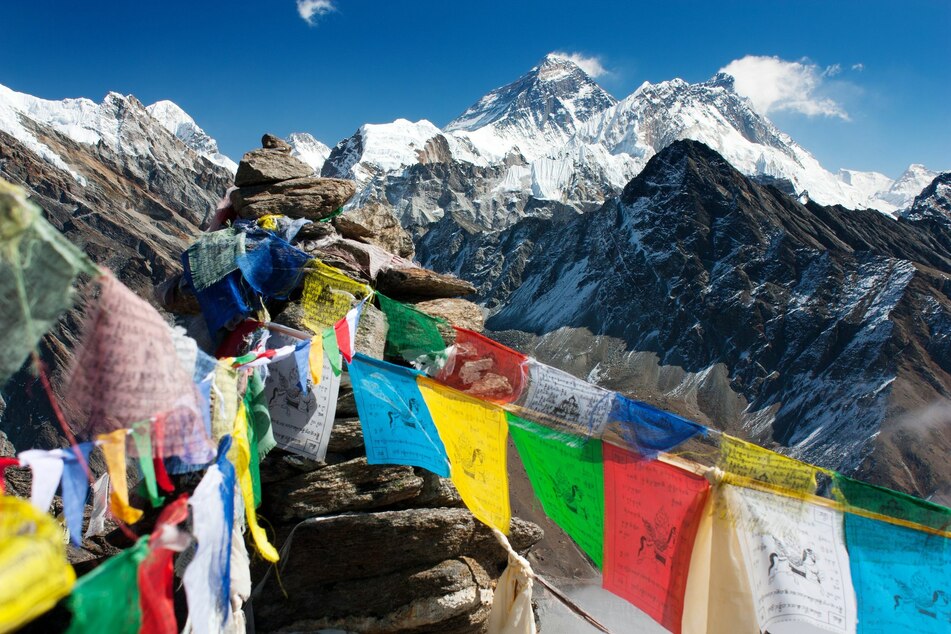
[852,63,865,72]
[719,55,849,120]
[297,0,335,25]
[550,51,608,78]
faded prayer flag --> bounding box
[509,359,612,444]
[236,233,310,299]
[726,484,857,634]
[608,395,704,459]
[418,377,510,532]
[0,496,75,633]
[719,435,820,496]
[834,473,951,533]
[349,354,449,477]
[0,180,98,387]
[185,227,246,291]
[509,414,604,566]
[436,327,528,403]
[602,444,709,634]
[845,513,951,634]
[264,334,341,462]
[66,536,149,634]
[300,260,371,331]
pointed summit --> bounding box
[445,53,616,161]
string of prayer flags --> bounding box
[376,293,448,364]
[229,403,279,562]
[602,444,709,634]
[263,335,341,462]
[724,484,857,634]
[508,415,604,567]
[418,377,510,533]
[718,434,821,496]
[66,536,149,634]
[84,473,110,539]
[236,233,311,300]
[185,227,246,291]
[436,327,528,403]
[98,429,144,524]
[844,512,951,634]
[833,473,951,533]
[65,272,213,468]
[607,395,705,459]
[300,260,372,331]
[0,495,75,632]
[139,496,191,634]
[17,448,65,513]
[184,437,236,633]
[348,354,450,477]
[509,359,612,445]
[0,179,98,387]
[61,442,94,546]
[322,327,342,376]
[334,298,366,363]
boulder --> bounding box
[333,202,416,258]
[234,148,313,186]
[254,557,494,633]
[154,273,201,315]
[261,133,292,153]
[413,298,485,332]
[376,266,477,300]
[264,456,424,522]
[355,302,388,359]
[231,177,356,220]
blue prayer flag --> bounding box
[348,354,450,477]
[60,442,93,546]
[608,395,705,458]
[294,340,311,394]
[236,234,310,300]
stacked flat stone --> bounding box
[156,135,537,633]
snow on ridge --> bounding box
[287,132,331,172]
[146,100,237,172]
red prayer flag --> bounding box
[0,457,19,493]
[436,327,528,403]
[602,444,709,634]
[139,495,190,634]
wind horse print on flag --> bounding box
[602,444,709,634]
[436,327,528,403]
[348,354,450,477]
[509,414,604,567]
[724,485,857,634]
[418,377,510,533]
[845,513,951,634]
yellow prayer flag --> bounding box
[228,402,279,562]
[417,377,511,533]
[257,214,284,230]
[309,335,323,387]
[0,496,76,632]
[300,260,371,332]
[718,435,819,496]
[97,428,144,524]
[210,363,240,442]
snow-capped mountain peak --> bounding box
[146,100,237,172]
[286,132,331,173]
[445,53,617,161]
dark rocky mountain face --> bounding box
[903,172,951,227]
[0,100,233,451]
[418,140,951,501]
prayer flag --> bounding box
[334,299,365,363]
[18,448,65,514]
[0,496,75,632]
[131,421,164,508]
[300,260,371,331]
[84,473,110,539]
[139,496,190,634]
[834,473,951,533]
[236,233,310,299]
[376,293,448,364]
[229,403,279,562]
[309,336,323,386]
[61,442,94,547]
[845,512,951,634]
[185,228,246,291]
[97,429,144,524]
[509,414,604,567]
[348,354,450,477]
[607,395,704,459]
[436,327,528,403]
[293,340,311,393]
[322,327,342,376]
[602,444,709,634]
[418,377,510,532]
[67,536,149,634]
[719,435,820,496]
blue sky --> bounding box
[2,1,948,176]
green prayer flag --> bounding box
[376,293,447,364]
[0,180,98,386]
[508,414,605,567]
[131,422,164,508]
[322,328,342,377]
[244,390,263,508]
[833,473,951,532]
[66,536,148,634]
[246,370,276,460]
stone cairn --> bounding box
[161,134,543,633]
